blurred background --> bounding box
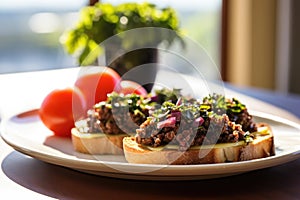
[0,0,299,95]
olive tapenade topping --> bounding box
[76,92,151,135]
[202,93,257,132]
[136,93,257,150]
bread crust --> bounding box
[123,123,275,164]
[71,128,126,155]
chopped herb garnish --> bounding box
[243,132,254,143]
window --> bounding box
[0,0,88,73]
[0,0,222,76]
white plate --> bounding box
[1,109,300,180]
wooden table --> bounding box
[1,68,300,199]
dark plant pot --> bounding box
[105,47,158,93]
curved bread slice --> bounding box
[123,123,275,165]
[71,128,126,155]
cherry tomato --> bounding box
[39,87,86,137]
[115,80,148,96]
[75,67,121,109]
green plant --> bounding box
[60,2,183,65]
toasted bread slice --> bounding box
[123,123,275,164]
[71,128,127,155]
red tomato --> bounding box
[115,80,148,96]
[75,67,121,109]
[39,87,86,137]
